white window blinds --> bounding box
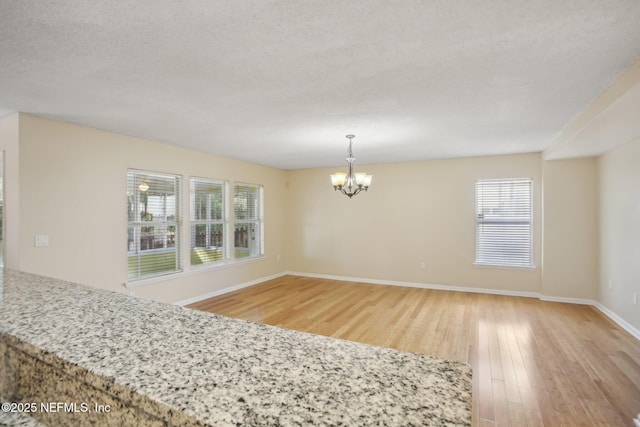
[233,183,264,260]
[190,178,227,266]
[127,170,182,280]
[475,178,533,268]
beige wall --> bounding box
[5,113,630,326]
[14,114,288,303]
[541,158,599,299]
[544,60,640,333]
[598,138,640,331]
[0,114,20,270]
[287,153,542,293]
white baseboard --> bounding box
[173,271,288,306]
[289,271,542,298]
[174,270,640,341]
[539,295,597,305]
[593,302,640,341]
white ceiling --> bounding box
[1,1,640,169]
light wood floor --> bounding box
[188,275,640,426]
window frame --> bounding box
[233,182,264,260]
[190,177,229,268]
[474,178,534,269]
[127,169,182,281]
[126,172,267,286]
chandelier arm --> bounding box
[340,186,362,198]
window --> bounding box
[475,178,533,268]
[234,183,264,259]
[127,170,182,280]
[190,178,227,266]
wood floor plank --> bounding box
[491,379,510,426]
[188,276,640,426]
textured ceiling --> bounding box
[1,1,640,169]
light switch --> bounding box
[35,235,49,247]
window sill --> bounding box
[473,262,537,271]
[126,255,267,288]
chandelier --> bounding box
[330,135,372,198]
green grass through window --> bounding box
[128,252,177,278]
[128,248,253,279]
[191,248,224,265]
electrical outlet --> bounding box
[633,293,638,305]
[420,262,426,270]
[608,280,613,290]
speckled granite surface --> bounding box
[0,269,472,426]
[0,411,44,427]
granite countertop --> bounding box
[0,269,472,426]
